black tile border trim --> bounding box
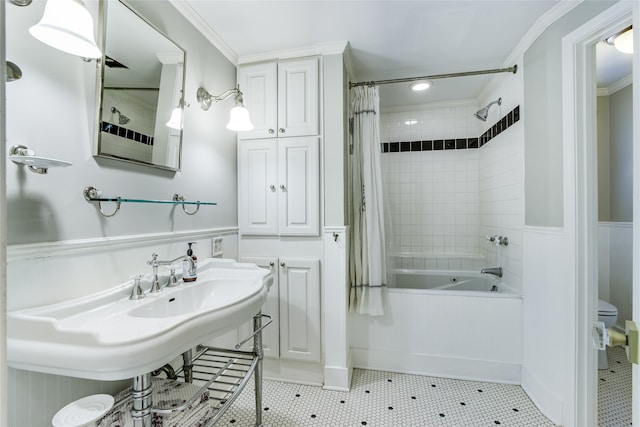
[381,105,519,153]
[100,121,154,146]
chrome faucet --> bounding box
[147,253,195,293]
[481,267,503,278]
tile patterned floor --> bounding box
[598,346,632,427]
[215,369,555,426]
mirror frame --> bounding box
[93,0,187,172]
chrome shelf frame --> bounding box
[120,313,271,427]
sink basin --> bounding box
[7,258,272,380]
[128,279,256,319]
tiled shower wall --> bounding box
[381,102,523,288]
[381,104,481,268]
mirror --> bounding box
[94,0,186,171]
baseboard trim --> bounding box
[520,367,563,425]
[351,348,521,384]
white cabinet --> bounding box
[238,136,319,236]
[279,258,321,362]
[241,257,321,363]
[238,58,319,140]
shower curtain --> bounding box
[349,85,386,316]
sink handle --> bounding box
[129,275,146,300]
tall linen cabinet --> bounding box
[237,56,327,385]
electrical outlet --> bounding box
[213,237,223,257]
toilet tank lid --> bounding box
[598,299,617,314]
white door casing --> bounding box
[561,2,638,426]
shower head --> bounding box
[111,107,130,125]
[474,97,502,121]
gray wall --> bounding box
[598,85,633,222]
[1,1,7,426]
[523,0,616,227]
[597,95,611,220]
[6,0,239,246]
[608,85,633,221]
[5,0,240,424]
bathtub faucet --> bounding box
[481,267,503,278]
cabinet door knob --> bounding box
[269,184,276,192]
[280,184,286,191]
[268,128,275,134]
[280,262,286,268]
[279,128,285,134]
[269,261,275,267]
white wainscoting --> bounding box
[598,222,633,331]
[6,227,238,426]
[521,226,567,426]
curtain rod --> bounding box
[349,65,518,88]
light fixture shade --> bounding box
[226,105,254,131]
[614,28,633,54]
[166,107,182,130]
[29,0,102,59]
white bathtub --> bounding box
[350,268,523,383]
[390,269,516,295]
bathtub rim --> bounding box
[388,268,521,298]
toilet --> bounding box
[598,299,619,370]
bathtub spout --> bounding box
[481,267,503,278]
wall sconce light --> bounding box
[166,98,190,130]
[605,26,633,54]
[196,85,254,131]
[28,0,102,59]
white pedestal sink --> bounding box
[7,258,272,381]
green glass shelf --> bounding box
[83,186,216,217]
[88,197,216,206]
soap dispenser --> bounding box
[183,242,198,282]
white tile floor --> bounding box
[216,369,555,426]
[598,346,632,427]
[97,347,633,426]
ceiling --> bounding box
[178,1,632,108]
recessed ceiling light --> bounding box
[404,120,417,125]
[410,80,432,91]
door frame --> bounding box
[562,2,638,426]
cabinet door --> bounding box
[238,62,278,140]
[277,58,319,137]
[278,137,319,236]
[238,140,278,235]
[279,258,320,362]
[240,256,280,358]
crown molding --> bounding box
[343,42,357,80]
[502,0,583,68]
[168,0,238,65]
[475,1,582,103]
[237,41,348,65]
[597,74,633,96]
[605,73,632,95]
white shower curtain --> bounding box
[349,85,386,316]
